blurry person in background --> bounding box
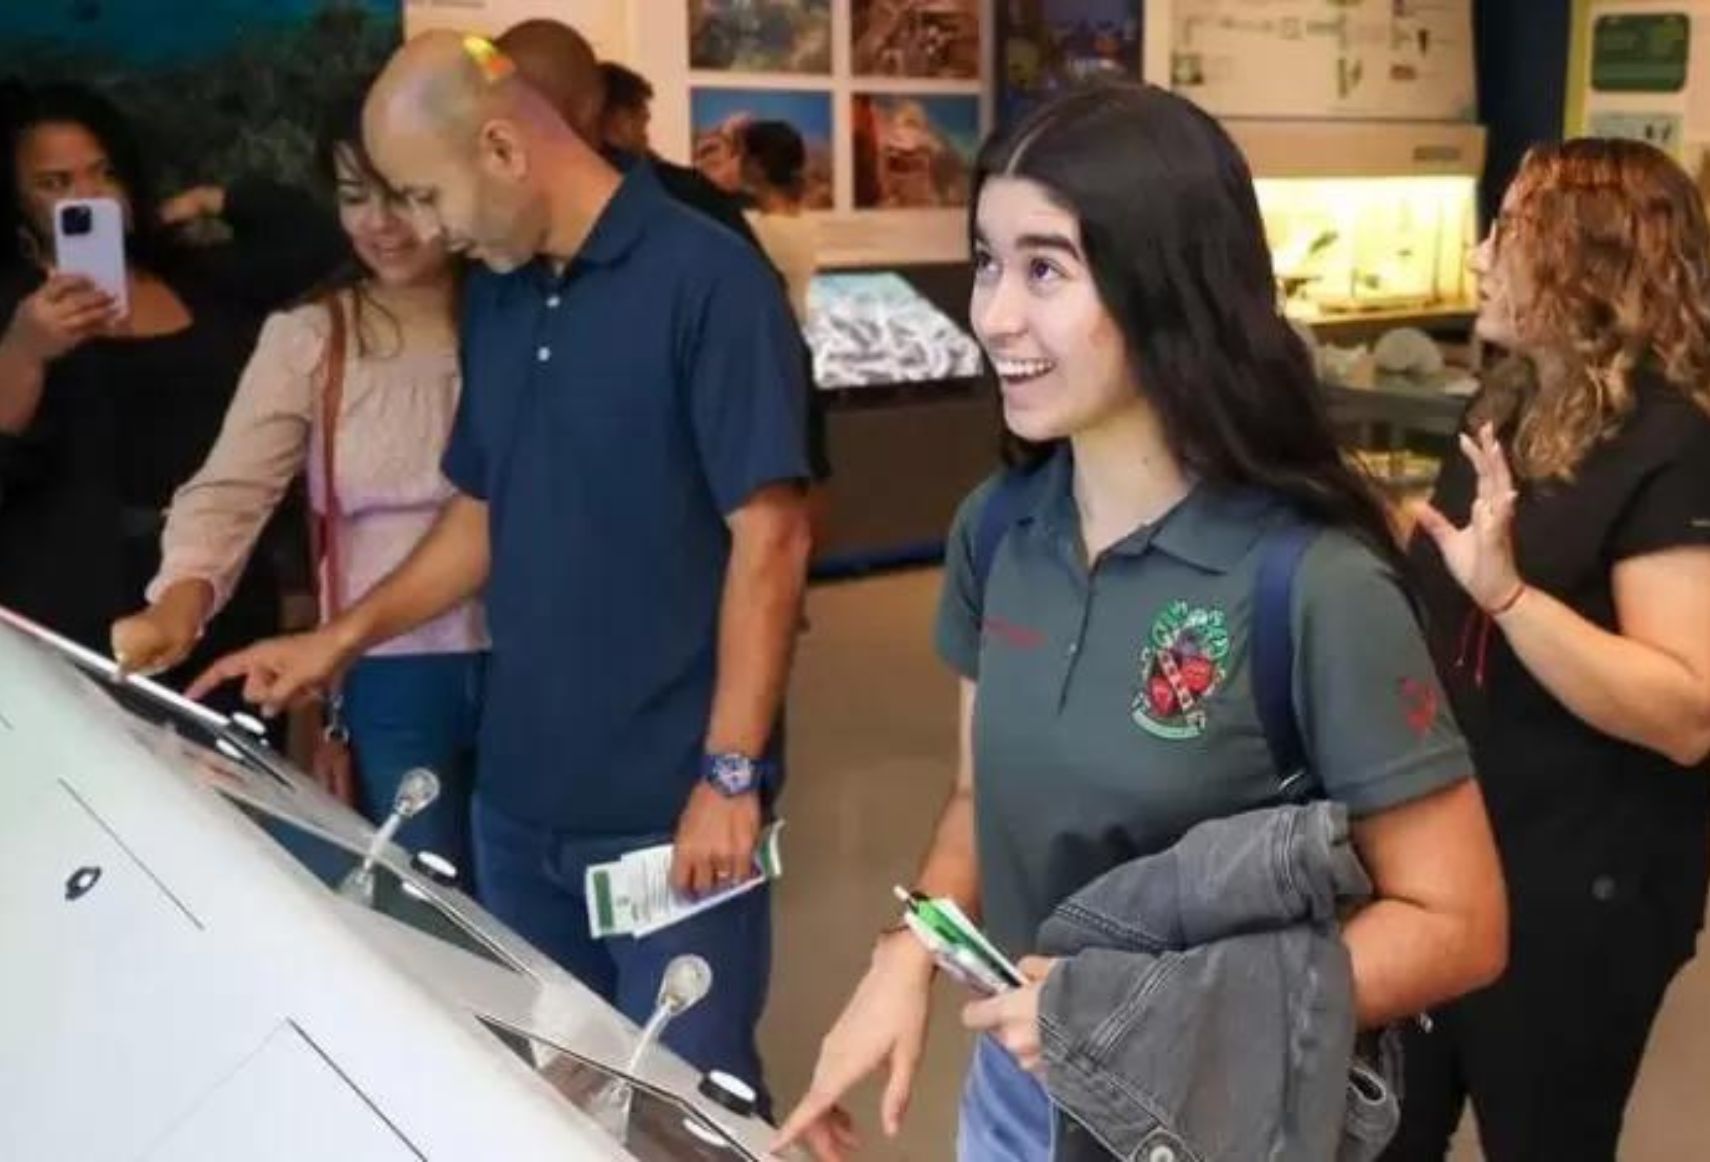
[1390,138,1710,1161]
[736,117,831,548]
[598,60,652,157]
[740,119,816,324]
[110,82,486,873]
[0,82,345,709]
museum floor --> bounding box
[765,569,1710,1161]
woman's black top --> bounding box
[1411,374,1710,949]
[0,180,346,687]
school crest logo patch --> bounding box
[1131,600,1230,740]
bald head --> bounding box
[496,19,604,142]
[363,30,578,273]
[364,29,547,152]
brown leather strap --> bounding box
[316,293,349,622]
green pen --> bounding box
[893,886,1025,990]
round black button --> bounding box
[698,1070,758,1118]
[65,865,102,901]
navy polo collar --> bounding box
[532,163,661,283]
[1024,445,1278,573]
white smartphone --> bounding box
[53,197,129,318]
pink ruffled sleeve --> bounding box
[147,307,321,614]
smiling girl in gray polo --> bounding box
[775,84,1509,1162]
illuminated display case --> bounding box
[805,272,983,389]
[1260,174,1478,319]
[1227,119,1486,332]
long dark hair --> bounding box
[0,81,175,273]
[298,76,456,358]
[975,82,1401,571]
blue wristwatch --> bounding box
[702,752,772,797]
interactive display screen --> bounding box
[482,1020,755,1160]
[0,605,517,977]
[805,272,984,388]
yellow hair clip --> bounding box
[462,35,515,84]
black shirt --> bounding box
[0,181,347,689]
[1411,375,1710,939]
[654,156,763,249]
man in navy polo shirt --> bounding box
[494,18,833,487]
[191,31,812,1094]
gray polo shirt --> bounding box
[936,452,1471,955]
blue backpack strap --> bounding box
[1251,522,1319,794]
[972,467,1036,597]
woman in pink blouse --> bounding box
[110,85,486,874]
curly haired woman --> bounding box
[1390,138,1710,1160]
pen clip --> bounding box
[892,884,929,912]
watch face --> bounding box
[709,754,756,795]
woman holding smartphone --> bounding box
[0,83,344,696]
[110,84,486,870]
[774,82,1508,1161]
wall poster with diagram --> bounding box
[1169,0,1476,122]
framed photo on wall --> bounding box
[689,0,833,74]
[666,0,990,265]
[852,0,982,79]
[851,92,981,208]
[996,0,1143,127]
[690,87,836,209]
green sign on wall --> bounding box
[1592,12,1691,93]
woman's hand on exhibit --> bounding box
[186,623,357,715]
[772,930,937,1161]
[111,580,212,678]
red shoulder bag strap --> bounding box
[316,293,349,623]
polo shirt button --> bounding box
[1066,642,1078,657]
[1149,1146,1177,1162]
[1592,874,1617,902]
[537,346,552,363]
[546,294,561,308]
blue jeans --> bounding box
[959,1034,1055,1162]
[471,794,772,1108]
[341,652,484,884]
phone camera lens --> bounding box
[60,205,93,237]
